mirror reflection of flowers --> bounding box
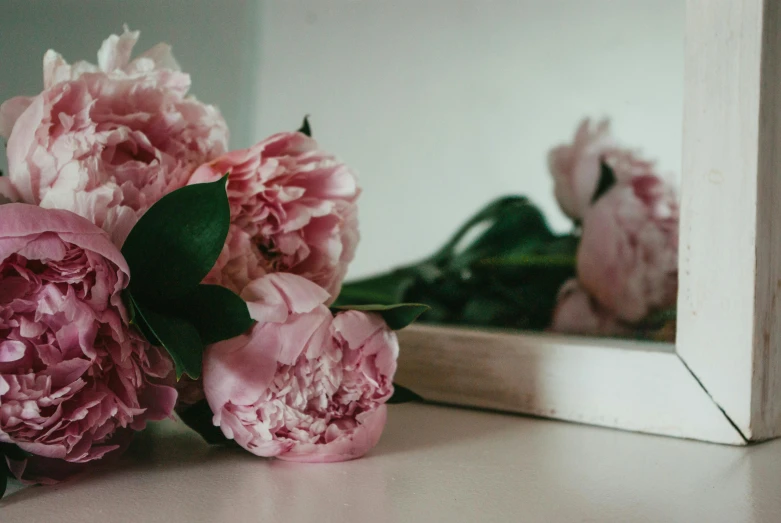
[549,119,679,341]
[335,118,678,342]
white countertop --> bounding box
[3,403,780,523]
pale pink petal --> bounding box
[548,118,655,220]
[0,95,34,139]
[577,175,678,322]
[187,131,359,298]
[204,276,397,463]
[97,28,140,72]
[136,42,181,71]
[3,29,228,246]
[277,406,387,463]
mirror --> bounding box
[0,0,684,343]
[254,1,684,342]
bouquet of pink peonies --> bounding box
[337,119,678,342]
[0,28,425,497]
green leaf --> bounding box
[592,158,617,203]
[432,197,557,270]
[431,196,529,262]
[476,234,579,269]
[387,384,423,404]
[130,295,204,380]
[171,284,254,345]
[177,400,231,445]
[122,177,230,302]
[0,444,30,462]
[298,115,312,137]
[333,270,419,307]
[332,303,429,330]
[0,457,7,500]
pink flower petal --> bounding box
[0,95,34,140]
[204,275,397,463]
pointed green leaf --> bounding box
[122,177,230,302]
[592,158,617,203]
[387,384,423,404]
[0,457,7,500]
[171,284,254,345]
[298,115,312,137]
[333,270,419,308]
[332,303,429,330]
[430,196,557,271]
[0,444,30,462]
[130,295,203,380]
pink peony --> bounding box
[188,132,359,300]
[0,203,177,482]
[549,279,631,338]
[0,28,228,246]
[548,118,656,220]
[203,273,397,463]
[577,174,678,323]
[204,225,268,296]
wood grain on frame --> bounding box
[678,0,781,440]
[396,325,743,444]
[393,1,781,445]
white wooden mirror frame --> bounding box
[395,0,781,445]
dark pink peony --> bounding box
[188,132,359,300]
[0,203,177,481]
[203,273,396,462]
[577,175,678,322]
[0,28,228,246]
[548,118,656,220]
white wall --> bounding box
[254,0,685,278]
[1,0,685,280]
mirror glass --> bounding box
[0,0,684,342]
[257,1,684,342]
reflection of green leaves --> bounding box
[298,115,312,137]
[332,303,430,330]
[121,177,253,379]
[387,384,423,404]
[335,195,578,331]
[432,196,555,269]
[592,159,617,203]
[333,270,419,307]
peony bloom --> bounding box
[548,118,656,220]
[549,279,631,338]
[203,225,268,296]
[0,28,228,246]
[188,132,359,300]
[0,203,177,482]
[203,273,397,463]
[577,174,678,323]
